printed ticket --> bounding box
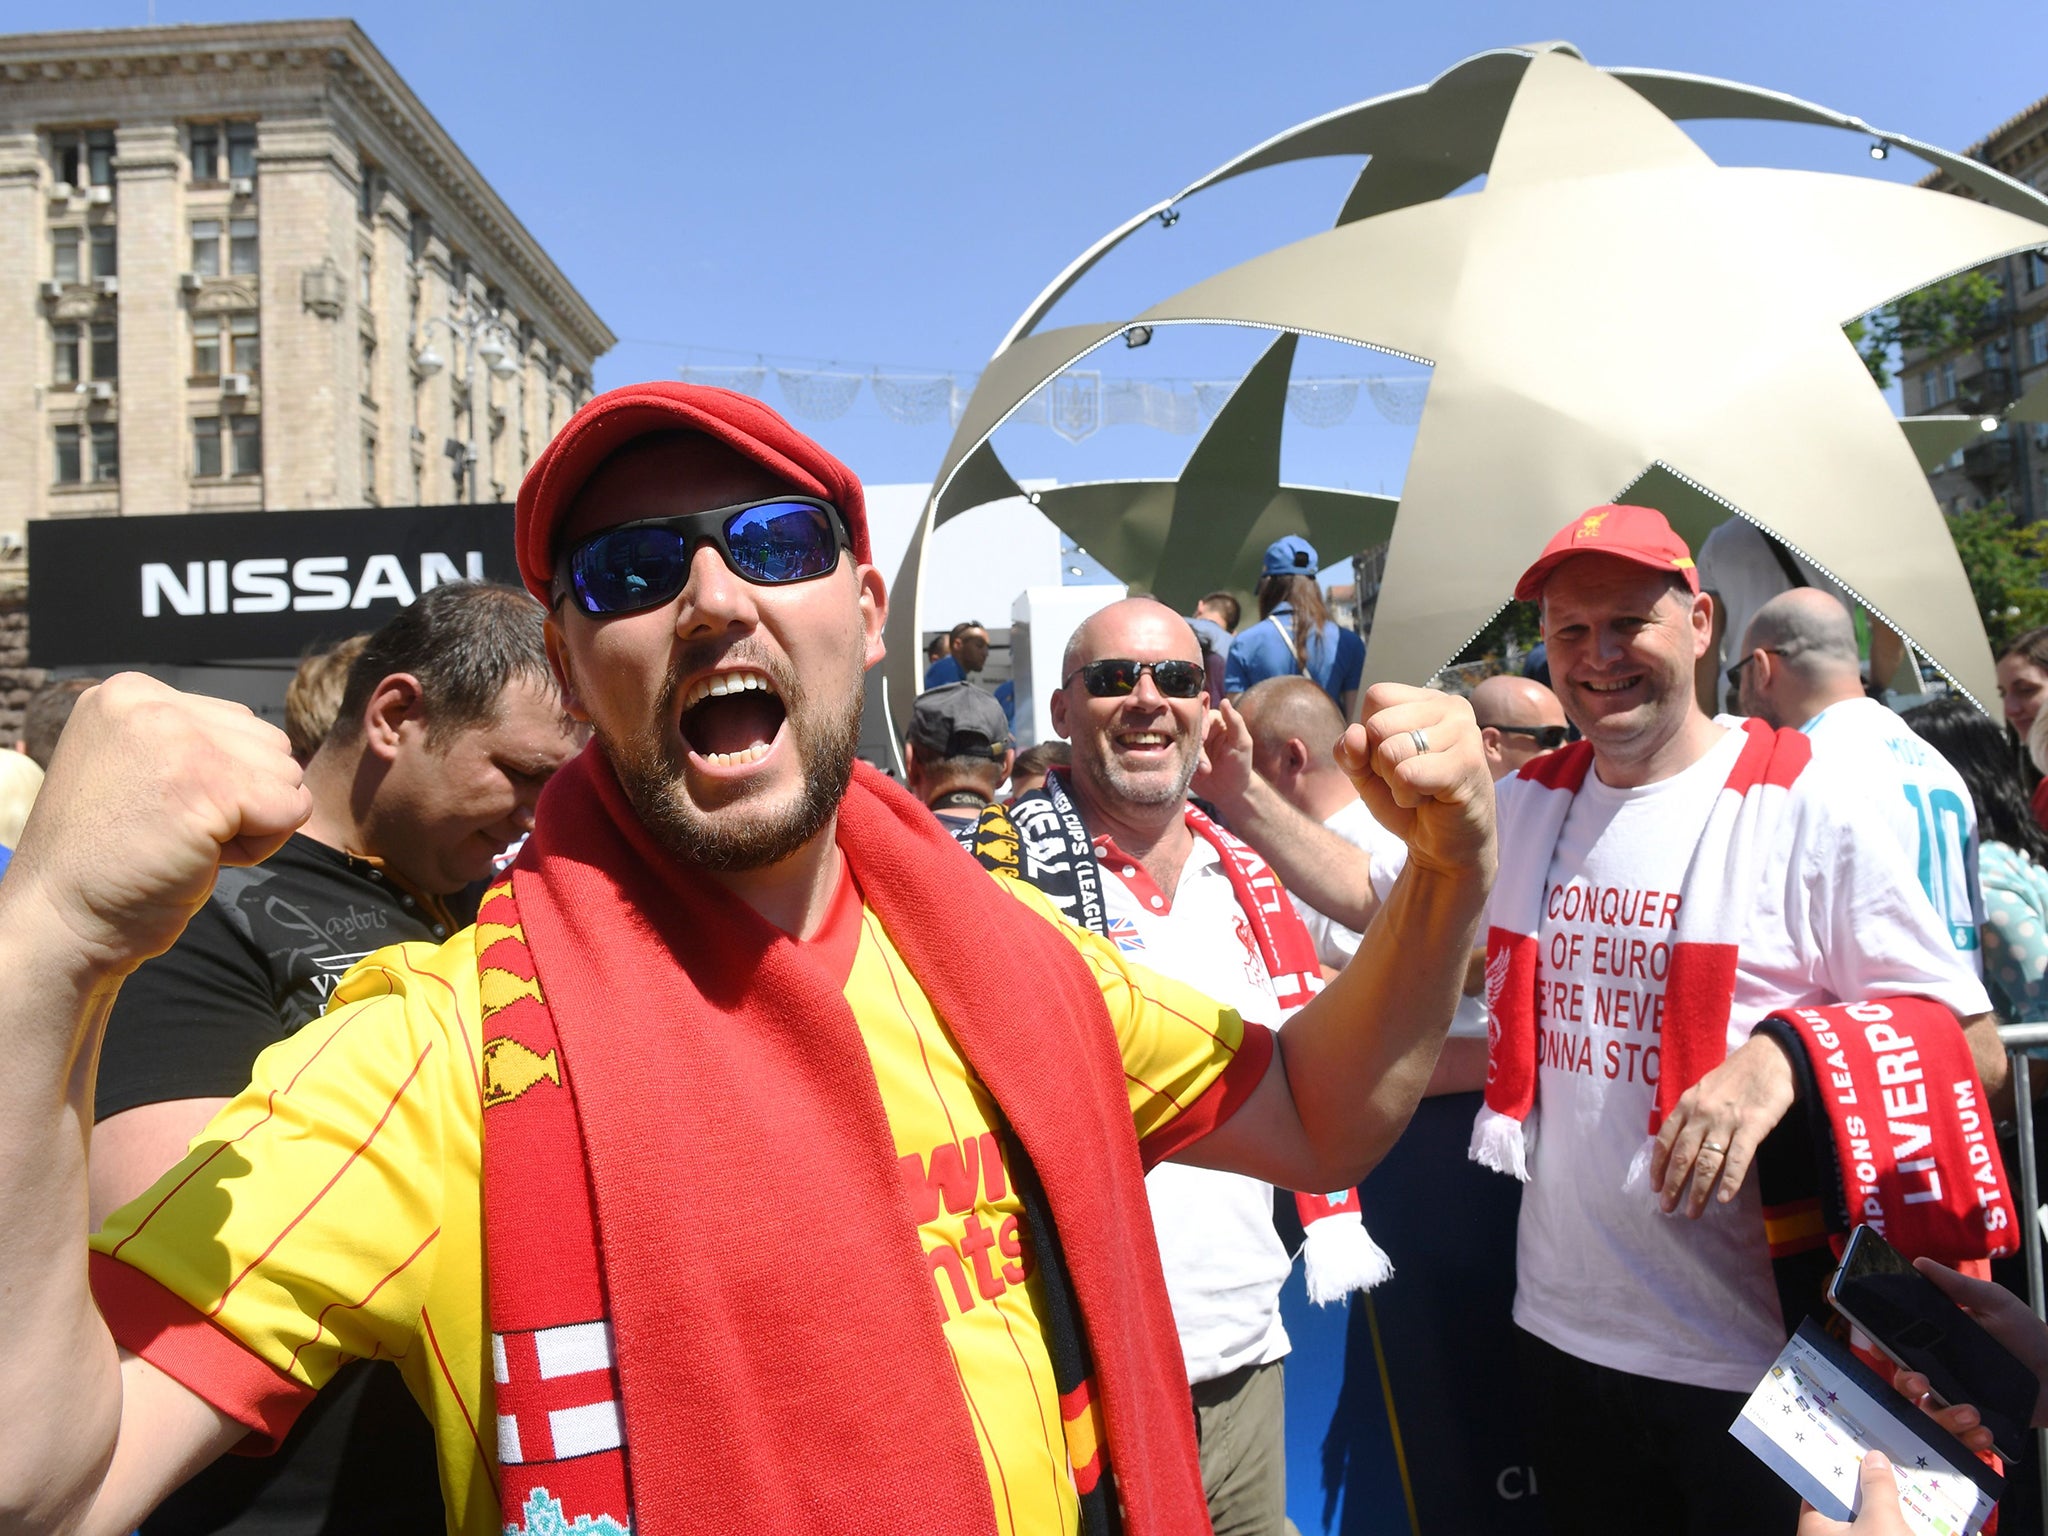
[1732,1321,2002,1535]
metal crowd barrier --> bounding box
[1998,1022,2048,1516]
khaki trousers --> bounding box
[1190,1358,1290,1536]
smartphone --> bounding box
[1827,1224,2037,1463]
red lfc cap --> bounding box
[1513,504,1699,604]
[513,381,870,603]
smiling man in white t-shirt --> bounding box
[1492,506,2003,1536]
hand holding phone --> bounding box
[1889,1257,2048,1453]
[1827,1226,2043,1462]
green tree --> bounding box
[1845,271,2004,390]
[1947,499,2048,651]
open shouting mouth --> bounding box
[679,667,788,771]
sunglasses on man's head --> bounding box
[1486,723,1569,751]
[562,496,851,616]
[1065,658,1207,699]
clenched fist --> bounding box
[1337,683,1497,883]
[1,674,309,976]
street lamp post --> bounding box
[412,305,521,504]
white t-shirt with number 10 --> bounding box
[1504,721,1992,1393]
[1800,696,1983,973]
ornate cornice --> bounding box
[0,20,616,366]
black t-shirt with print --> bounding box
[97,833,469,1536]
[98,833,467,1116]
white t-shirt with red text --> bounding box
[1501,722,1993,1391]
[1095,832,1294,1386]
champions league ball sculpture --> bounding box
[890,42,2048,728]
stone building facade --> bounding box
[1904,94,2048,524]
[0,20,612,725]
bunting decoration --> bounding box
[675,361,1432,434]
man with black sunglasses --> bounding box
[984,600,1409,1536]
[1467,674,1569,780]
[0,383,1495,1536]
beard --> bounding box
[594,637,865,873]
[1079,730,1201,810]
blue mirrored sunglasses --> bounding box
[564,497,850,616]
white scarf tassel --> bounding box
[1469,1103,1534,1182]
[1302,1213,1395,1303]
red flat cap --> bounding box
[513,381,869,603]
[1513,504,1699,604]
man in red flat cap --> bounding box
[1470,505,2004,1535]
[0,385,1494,1536]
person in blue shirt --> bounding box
[1223,536,1366,717]
[923,620,989,689]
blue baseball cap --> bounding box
[1262,535,1319,579]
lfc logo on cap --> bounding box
[1575,510,1611,541]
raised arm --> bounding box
[1181,685,1495,1189]
[0,675,309,1533]
[1192,697,1386,931]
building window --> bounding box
[360,334,376,403]
[53,424,81,484]
[191,416,261,477]
[2031,251,2048,290]
[362,433,379,501]
[190,124,219,182]
[90,225,116,279]
[193,316,220,378]
[194,315,255,380]
[191,219,257,278]
[54,322,116,386]
[91,322,117,383]
[51,129,115,188]
[357,166,377,224]
[230,313,260,376]
[90,422,118,483]
[231,415,262,475]
[230,219,258,275]
[52,227,79,283]
[2031,319,2048,368]
[1941,360,1957,404]
[358,251,373,305]
[192,416,222,477]
[53,324,79,386]
[227,123,257,180]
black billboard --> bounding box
[28,502,520,667]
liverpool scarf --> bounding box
[1754,998,2013,1333]
[1472,719,1811,1184]
[478,748,1209,1536]
[993,770,1392,1301]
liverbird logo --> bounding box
[1483,947,1512,1013]
[1574,510,1611,542]
[482,1037,561,1108]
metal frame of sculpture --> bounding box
[890,42,2048,736]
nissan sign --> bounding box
[28,502,519,667]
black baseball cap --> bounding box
[908,683,1011,762]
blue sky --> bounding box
[35,0,2048,500]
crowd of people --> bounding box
[3,380,2048,1536]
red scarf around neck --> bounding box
[482,747,1207,1536]
[1473,720,1810,1183]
